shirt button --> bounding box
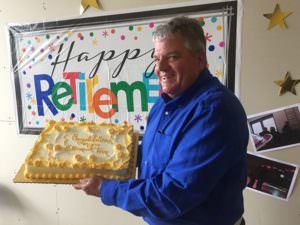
[165,111,169,115]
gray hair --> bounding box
[153,16,206,56]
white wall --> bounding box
[241,0,300,225]
[1,0,300,225]
[0,1,146,225]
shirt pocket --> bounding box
[149,131,172,170]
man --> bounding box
[73,16,249,225]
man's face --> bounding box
[154,33,205,98]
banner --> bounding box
[8,2,237,134]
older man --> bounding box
[74,16,248,225]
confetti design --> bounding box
[35,37,41,43]
[149,22,154,28]
[216,25,222,31]
[92,39,97,45]
[80,116,87,122]
[208,45,215,51]
[102,30,108,37]
[134,114,143,123]
[70,113,76,120]
[205,32,212,42]
[49,43,56,52]
[215,69,223,77]
[26,92,32,100]
[197,17,205,26]
[211,17,217,23]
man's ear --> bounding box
[197,51,207,69]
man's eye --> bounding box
[168,55,179,60]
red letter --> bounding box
[63,72,79,104]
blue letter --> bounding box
[143,72,160,104]
[34,74,58,116]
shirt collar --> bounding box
[161,68,212,107]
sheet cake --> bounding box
[24,120,137,181]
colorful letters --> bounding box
[34,72,159,119]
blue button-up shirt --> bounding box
[100,69,249,225]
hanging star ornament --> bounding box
[263,4,292,30]
[274,72,300,96]
[80,0,101,14]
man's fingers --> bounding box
[72,178,90,189]
[79,178,90,184]
[72,183,84,189]
[72,176,103,197]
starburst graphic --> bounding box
[102,30,108,38]
[80,116,87,122]
[205,32,212,42]
[26,92,32,100]
[134,114,143,123]
[49,43,56,52]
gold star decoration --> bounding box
[80,0,101,14]
[274,72,300,96]
[263,4,292,30]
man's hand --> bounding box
[73,176,104,197]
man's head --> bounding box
[153,16,207,98]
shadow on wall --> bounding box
[0,183,25,210]
[0,183,46,224]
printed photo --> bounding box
[246,152,298,201]
[247,104,300,152]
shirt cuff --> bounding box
[99,179,118,206]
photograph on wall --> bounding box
[7,1,238,134]
[247,104,300,153]
[246,152,298,201]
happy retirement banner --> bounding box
[8,2,237,134]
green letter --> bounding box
[52,82,73,111]
[110,81,148,112]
